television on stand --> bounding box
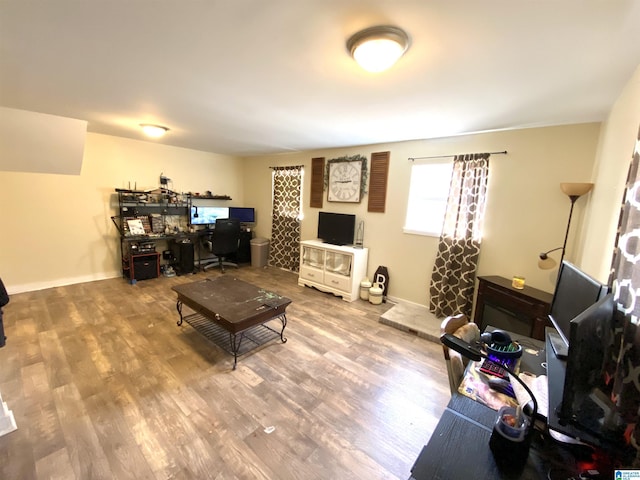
[317,212,356,246]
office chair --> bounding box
[204,218,241,273]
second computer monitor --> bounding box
[229,207,255,224]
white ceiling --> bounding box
[1,1,639,156]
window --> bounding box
[404,159,453,236]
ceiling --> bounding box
[1,1,639,157]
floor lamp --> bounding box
[538,182,594,270]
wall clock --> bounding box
[328,160,363,202]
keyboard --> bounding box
[479,359,508,379]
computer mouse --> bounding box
[488,377,516,398]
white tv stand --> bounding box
[298,240,369,302]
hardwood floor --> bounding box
[0,267,450,480]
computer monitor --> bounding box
[190,206,229,225]
[560,294,616,427]
[229,207,255,224]
[549,293,630,457]
[548,261,608,348]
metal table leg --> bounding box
[176,300,184,326]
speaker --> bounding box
[127,253,160,281]
[171,240,194,275]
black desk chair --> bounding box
[204,218,241,273]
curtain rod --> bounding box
[408,150,507,161]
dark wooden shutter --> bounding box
[310,157,325,208]
[368,151,390,212]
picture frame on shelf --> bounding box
[126,218,146,236]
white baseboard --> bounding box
[7,271,121,295]
[385,295,430,311]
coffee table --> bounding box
[172,276,291,369]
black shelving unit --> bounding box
[111,188,233,281]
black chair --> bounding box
[204,218,241,273]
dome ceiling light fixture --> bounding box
[140,124,169,138]
[347,25,410,73]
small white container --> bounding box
[360,279,372,300]
[369,284,383,305]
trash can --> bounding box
[250,238,270,267]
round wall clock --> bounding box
[328,160,362,202]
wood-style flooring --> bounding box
[0,266,449,480]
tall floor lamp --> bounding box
[538,182,594,269]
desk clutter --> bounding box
[458,360,549,417]
[410,328,638,480]
[130,241,156,254]
[112,187,256,283]
[457,329,548,417]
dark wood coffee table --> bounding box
[172,276,291,369]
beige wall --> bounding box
[4,63,638,305]
[242,123,601,306]
[0,132,242,293]
[578,65,640,282]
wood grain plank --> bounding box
[0,268,449,480]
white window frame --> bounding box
[403,158,453,237]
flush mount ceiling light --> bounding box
[140,124,169,138]
[347,25,410,73]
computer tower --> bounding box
[236,231,252,263]
[171,240,195,275]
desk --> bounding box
[197,229,253,267]
[122,229,251,276]
[409,331,616,479]
[121,232,202,277]
[172,276,291,369]
[409,395,589,480]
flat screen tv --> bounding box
[190,206,229,225]
[229,207,256,224]
[548,261,608,350]
[317,212,355,246]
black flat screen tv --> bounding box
[317,212,355,246]
[548,261,608,348]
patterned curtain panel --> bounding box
[429,153,490,318]
[609,125,640,465]
[270,166,303,272]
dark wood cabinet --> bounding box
[473,276,553,341]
